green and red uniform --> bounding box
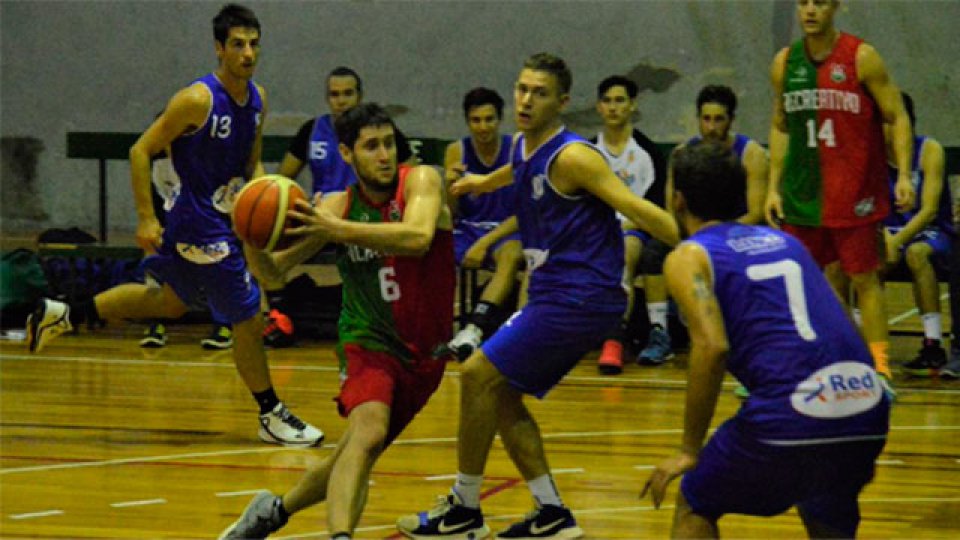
[334,165,455,444]
[781,32,888,228]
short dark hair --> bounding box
[672,141,746,221]
[523,52,572,94]
[335,103,396,150]
[597,75,638,100]
[327,66,363,97]
[213,4,260,45]
[462,87,504,119]
[696,85,737,118]
[901,91,916,129]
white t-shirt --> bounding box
[596,132,655,221]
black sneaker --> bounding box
[201,324,233,350]
[140,323,167,348]
[903,339,947,377]
[396,492,489,539]
[496,503,583,539]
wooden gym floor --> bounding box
[1,283,958,539]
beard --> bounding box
[358,173,398,195]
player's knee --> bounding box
[348,406,389,456]
[352,422,388,457]
[849,270,881,292]
[460,351,502,393]
[156,289,189,318]
[904,243,932,271]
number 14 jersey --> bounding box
[781,33,888,228]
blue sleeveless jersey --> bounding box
[686,134,751,216]
[457,134,515,225]
[307,114,357,195]
[512,128,626,309]
[883,135,954,234]
[688,223,889,442]
[168,73,262,248]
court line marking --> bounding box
[552,467,585,474]
[109,498,166,508]
[275,496,960,539]
[888,292,950,326]
[7,509,64,520]
[216,489,265,497]
[5,352,960,394]
[634,465,656,470]
[273,504,677,539]
[876,459,906,465]
[3,425,955,476]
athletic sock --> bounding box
[921,312,943,342]
[68,299,101,327]
[253,388,281,414]
[471,301,501,337]
[453,472,483,509]
[528,474,563,507]
[869,341,892,379]
[647,301,668,330]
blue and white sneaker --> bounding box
[637,325,673,366]
[26,298,73,353]
[496,503,583,539]
[397,492,489,539]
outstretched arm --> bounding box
[642,243,728,508]
[552,143,679,246]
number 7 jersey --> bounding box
[335,166,456,367]
[780,33,889,227]
[687,223,888,443]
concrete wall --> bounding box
[2,0,957,234]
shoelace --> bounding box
[427,495,454,518]
[276,407,307,430]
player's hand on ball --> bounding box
[286,197,337,239]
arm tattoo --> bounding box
[692,272,711,300]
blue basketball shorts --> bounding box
[481,297,622,398]
[454,222,521,270]
[886,226,952,269]
[142,242,261,324]
[680,419,885,536]
[623,228,651,243]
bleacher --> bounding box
[53,132,960,330]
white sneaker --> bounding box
[26,299,73,353]
[449,323,483,361]
[257,403,324,447]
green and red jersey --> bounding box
[781,32,889,227]
[335,165,455,370]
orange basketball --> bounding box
[232,175,308,251]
